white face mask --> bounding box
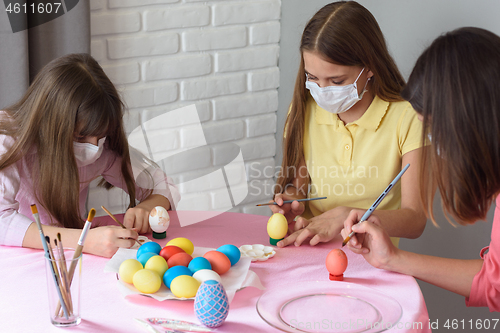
[305,68,370,114]
[74,137,106,167]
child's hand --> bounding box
[270,193,305,227]
[341,208,368,249]
[123,207,151,234]
[86,226,139,258]
[277,206,348,247]
[340,214,398,270]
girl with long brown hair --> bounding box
[271,1,426,247]
[0,53,179,258]
[342,27,500,310]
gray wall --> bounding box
[278,0,500,329]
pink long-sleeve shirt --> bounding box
[465,195,500,311]
[0,134,180,246]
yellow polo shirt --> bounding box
[302,95,423,244]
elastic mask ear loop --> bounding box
[356,68,370,99]
[354,67,365,84]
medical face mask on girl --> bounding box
[305,68,370,114]
[74,137,106,167]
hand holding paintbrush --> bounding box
[341,164,410,247]
[101,206,142,246]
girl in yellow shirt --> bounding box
[271,1,426,247]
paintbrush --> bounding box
[54,208,95,316]
[47,236,72,316]
[67,208,95,280]
[55,235,73,315]
[256,196,328,206]
[30,204,69,319]
[101,205,142,246]
[342,164,410,247]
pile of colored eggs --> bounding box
[118,237,241,299]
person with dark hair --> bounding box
[272,1,426,248]
[0,53,179,258]
[342,27,500,311]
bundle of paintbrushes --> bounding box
[31,205,95,320]
[45,234,74,318]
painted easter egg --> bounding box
[132,269,161,294]
[118,259,143,284]
[137,252,158,267]
[167,252,193,268]
[192,269,222,284]
[216,244,240,266]
[167,237,194,255]
[203,251,231,275]
[137,242,162,259]
[163,265,192,289]
[267,213,288,240]
[188,257,212,273]
[170,275,200,298]
[159,245,185,261]
[194,280,229,328]
[149,206,170,238]
[144,255,169,277]
[326,248,348,281]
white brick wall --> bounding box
[89,0,280,218]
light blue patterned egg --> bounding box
[194,280,229,328]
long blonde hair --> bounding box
[276,1,406,194]
[0,53,138,228]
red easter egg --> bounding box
[325,249,348,275]
[160,245,185,261]
[203,251,231,275]
[167,252,193,267]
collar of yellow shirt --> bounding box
[315,95,389,132]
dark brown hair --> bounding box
[0,53,138,228]
[276,1,406,194]
[402,27,500,225]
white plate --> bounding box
[239,244,276,261]
[256,281,402,333]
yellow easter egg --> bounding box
[267,213,288,239]
[144,255,169,277]
[167,237,194,255]
[132,269,162,294]
[118,259,143,284]
[170,275,200,298]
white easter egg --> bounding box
[192,269,222,284]
[149,206,170,233]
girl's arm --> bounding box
[278,149,427,247]
[353,148,427,239]
[101,151,178,233]
[22,222,138,258]
[343,216,483,297]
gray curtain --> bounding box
[0,0,90,109]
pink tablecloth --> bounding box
[0,211,430,332]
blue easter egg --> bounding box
[163,265,192,289]
[188,257,212,274]
[137,242,162,259]
[217,244,241,266]
[137,252,157,266]
[194,280,229,328]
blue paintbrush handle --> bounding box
[359,164,410,222]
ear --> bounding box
[367,69,374,79]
